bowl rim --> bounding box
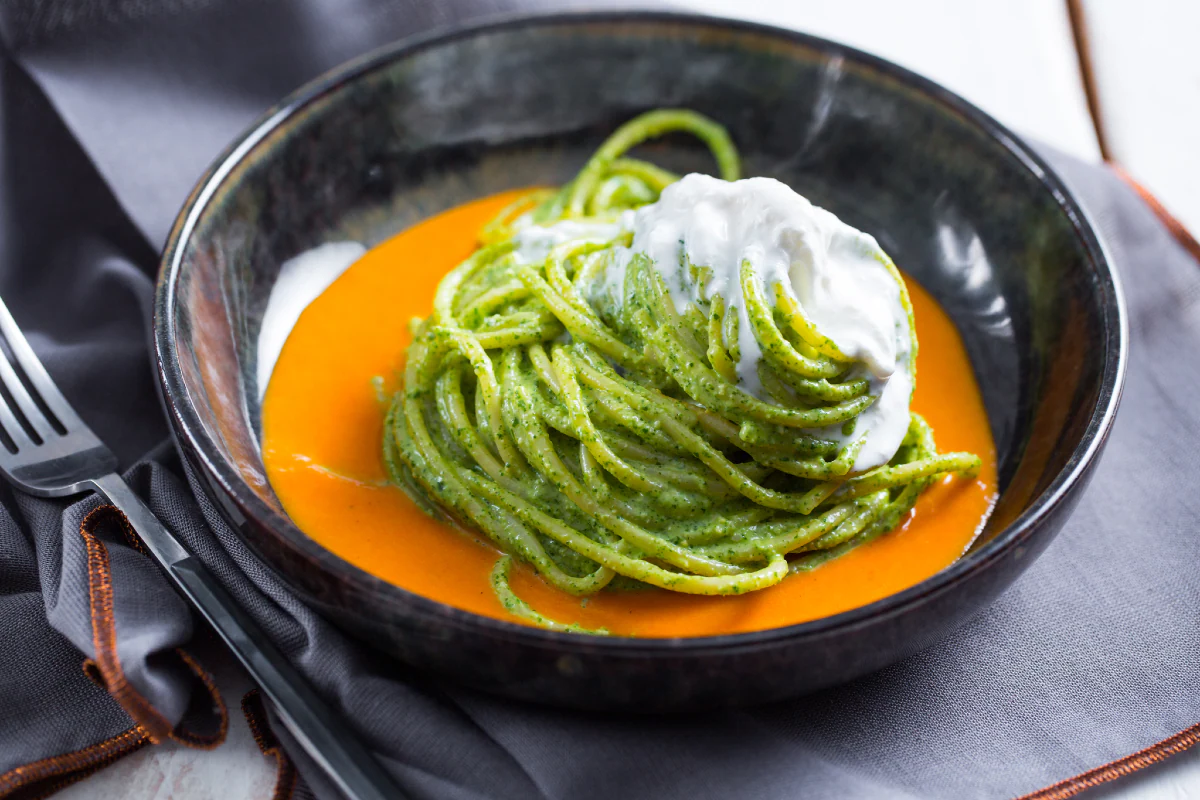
[154,9,1128,654]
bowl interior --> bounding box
[160,14,1118,634]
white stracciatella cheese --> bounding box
[625,174,913,472]
[256,241,366,400]
[511,174,915,473]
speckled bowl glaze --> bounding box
[154,12,1125,711]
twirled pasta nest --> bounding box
[384,110,980,634]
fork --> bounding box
[0,294,405,800]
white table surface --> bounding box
[1082,0,1200,235]
[57,2,1200,798]
[683,0,1104,162]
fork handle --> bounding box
[90,473,405,800]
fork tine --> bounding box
[0,346,57,440]
[0,294,83,430]
[0,390,34,452]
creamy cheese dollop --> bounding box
[609,174,914,472]
[256,241,366,400]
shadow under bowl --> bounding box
[153,11,1125,712]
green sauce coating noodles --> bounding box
[384,109,981,632]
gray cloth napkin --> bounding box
[2,2,1198,799]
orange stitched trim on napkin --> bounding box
[1066,0,1200,266]
[1066,0,1112,159]
[242,690,299,800]
[1109,164,1200,265]
[0,725,150,800]
[171,649,230,749]
[1018,723,1200,799]
[80,505,228,749]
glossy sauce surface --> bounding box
[261,190,998,637]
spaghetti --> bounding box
[384,110,981,632]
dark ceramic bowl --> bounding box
[154,11,1125,711]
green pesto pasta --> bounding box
[384,109,981,632]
